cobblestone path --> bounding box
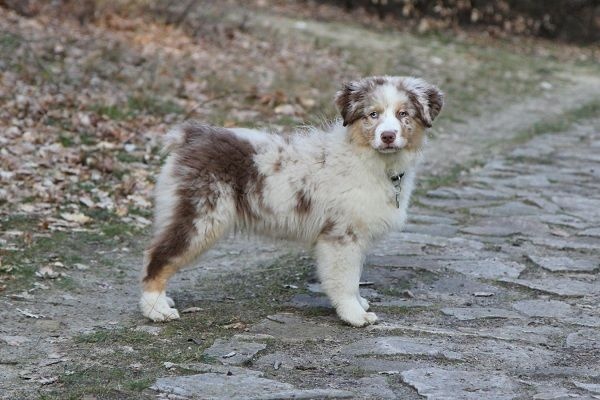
[151,119,600,399]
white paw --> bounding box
[140,291,180,322]
[336,299,378,327]
[357,295,370,311]
[165,295,175,308]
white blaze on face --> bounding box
[371,84,409,150]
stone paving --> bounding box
[149,120,600,399]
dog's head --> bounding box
[335,76,444,153]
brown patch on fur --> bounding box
[144,192,197,282]
[295,190,312,214]
[345,226,358,242]
[273,157,283,172]
[142,262,179,292]
[176,123,263,220]
[403,124,426,151]
[348,122,373,148]
[144,123,265,281]
[319,221,360,244]
[319,150,327,166]
[255,173,271,214]
[320,218,335,236]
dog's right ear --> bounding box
[335,81,363,127]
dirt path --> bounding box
[425,73,600,175]
[251,12,600,175]
[1,9,600,399]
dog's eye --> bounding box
[397,111,408,118]
[369,112,379,119]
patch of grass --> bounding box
[345,365,368,378]
[0,214,141,289]
[90,94,183,122]
[415,159,485,196]
[501,99,600,146]
[124,377,154,391]
[127,94,183,116]
[379,282,411,296]
[55,275,79,290]
[116,150,140,163]
[296,306,334,318]
[101,221,137,237]
[0,32,20,52]
[506,155,554,165]
[58,133,74,147]
[128,207,153,218]
[377,305,426,316]
[260,12,565,122]
[74,181,95,192]
[55,253,315,396]
[91,104,132,120]
[53,366,156,400]
[0,214,36,231]
[561,97,600,120]
[45,116,72,130]
[75,328,154,344]
[274,115,301,128]
[80,132,96,146]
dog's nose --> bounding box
[381,131,396,145]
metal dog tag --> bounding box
[390,173,404,209]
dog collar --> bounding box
[390,173,404,184]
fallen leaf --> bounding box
[79,196,95,208]
[60,212,92,224]
[550,227,570,237]
[473,291,494,297]
[274,104,295,115]
[38,376,58,385]
[181,306,203,313]
[222,321,247,330]
[17,308,45,319]
[298,97,316,108]
[36,266,61,279]
[378,370,400,375]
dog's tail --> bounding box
[162,120,217,154]
[162,123,187,154]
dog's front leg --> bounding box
[315,240,378,327]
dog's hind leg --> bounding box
[315,239,378,327]
[140,201,233,322]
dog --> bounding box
[140,76,443,327]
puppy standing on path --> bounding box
[140,76,443,327]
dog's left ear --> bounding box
[405,78,444,128]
